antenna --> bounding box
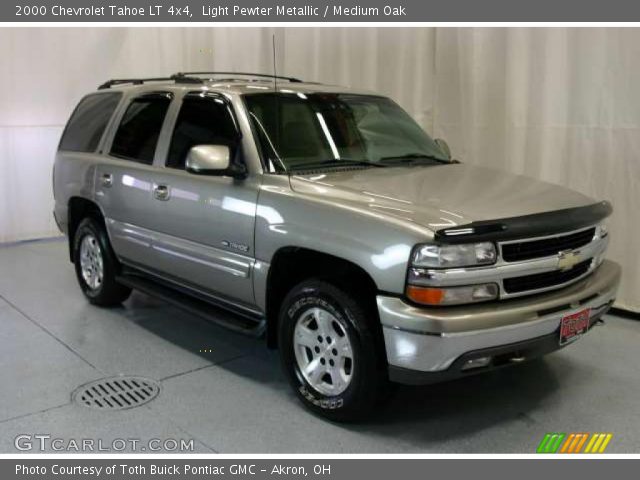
[272,34,281,167]
[272,34,278,92]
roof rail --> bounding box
[174,71,303,83]
[97,75,202,90]
[97,71,303,90]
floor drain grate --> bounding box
[72,376,160,411]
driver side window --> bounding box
[166,94,239,169]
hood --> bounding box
[289,163,596,231]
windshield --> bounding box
[243,93,449,172]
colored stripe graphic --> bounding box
[584,433,613,453]
[574,433,589,453]
[538,433,613,453]
[559,433,575,453]
[537,433,552,453]
[598,434,613,453]
[537,433,566,453]
[562,433,589,453]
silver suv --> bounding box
[53,72,621,421]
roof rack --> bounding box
[174,71,303,83]
[97,74,203,90]
[97,71,303,90]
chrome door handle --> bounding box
[153,184,171,201]
[101,173,113,188]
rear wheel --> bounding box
[278,279,387,422]
[73,218,131,306]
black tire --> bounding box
[278,279,387,422]
[73,217,131,306]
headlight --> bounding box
[411,242,497,268]
[406,283,499,306]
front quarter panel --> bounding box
[254,175,433,297]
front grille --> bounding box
[503,259,592,294]
[501,227,596,262]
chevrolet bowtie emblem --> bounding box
[558,250,581,271]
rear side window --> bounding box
[59,93,121,152]
[110,93,172,164]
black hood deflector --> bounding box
[435,201,612,244]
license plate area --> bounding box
[559,308,591,345]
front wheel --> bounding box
[278,280,387,422]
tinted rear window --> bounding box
[110,93,172,164]
[59,93,121,152]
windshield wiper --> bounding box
[289,158,386,171]
[380,153,450,165]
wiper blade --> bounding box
[380,153,449,164]
[290,158,386,170]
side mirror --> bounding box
[434,138,452,160]
[185,145,246,178]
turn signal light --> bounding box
[406,286,445,305]
[406,283,499,306]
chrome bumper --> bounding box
[378,260,620,378]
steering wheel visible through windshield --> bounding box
[243,92,449,173]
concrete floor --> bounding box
[0,238,638,453]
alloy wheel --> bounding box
[79,234,104,291]
[293,307,354,396]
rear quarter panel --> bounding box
[53,151,100,234]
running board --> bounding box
[116,274,266,337]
